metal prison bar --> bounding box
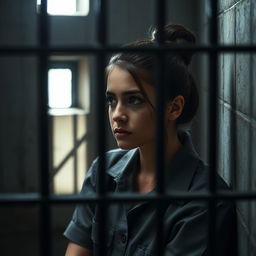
[95,0,107,255]
[0,0,256,256]
[155,0,166,254]
[38,0,51,255]
[208,1,218,255]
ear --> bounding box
[166,95,185,121]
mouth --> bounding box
[114,128,132,139]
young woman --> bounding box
[64,24,236,256]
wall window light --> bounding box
[48,61,78,109]
[48,69,72,108]
[37,0,90,16]
[48,0,76,15]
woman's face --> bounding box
[106,65,156,150]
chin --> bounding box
[117,142,139,150]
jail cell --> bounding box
[0,0,255,255]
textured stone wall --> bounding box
[217,0,256,255]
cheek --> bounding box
[138,110,155,128]
[143,108,155,122]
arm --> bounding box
[64,160,98,253]
[65,242,93,256]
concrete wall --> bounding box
[217,0,255,255]
[180,0,256,255]
[0,56,39,193]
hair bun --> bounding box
[152,24,196,65]
[163,24,196,44]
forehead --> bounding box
[107,66,139,91]
[107,66,155,98]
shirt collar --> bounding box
[105,131,201,193]
[106,148,139,190]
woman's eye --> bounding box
[106,96,117,106]
[127,96,144,105]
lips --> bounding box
[114,128,131,134]
[114,128,132,139]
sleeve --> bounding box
[63,158,98,249]
[164,199,237,256]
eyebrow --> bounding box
[105,90,143,96]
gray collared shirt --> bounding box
[64,132,236,256]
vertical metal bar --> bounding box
[38,0,51,255]
[155,0,165,45]
[208,0,218,255]
[97,0,107,44]
[95,0,107,256]
[155,0,166,255]
[155,0,165,193]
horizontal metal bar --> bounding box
[0,45,256,55]
[0,191,256,205]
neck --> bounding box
[138,145,156,174]
[138,131,182,175]
[165,131,182,165]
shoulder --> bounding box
[169,159,235,222]
[188,161,236,224]
[189,160,231,192]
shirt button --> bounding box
[121,234,127,244]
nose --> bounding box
[111,103,128,123]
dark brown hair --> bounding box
[106,24,199,124]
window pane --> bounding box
[37,0,89,16]
[48,69,72,108]
[48,0,76,15]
